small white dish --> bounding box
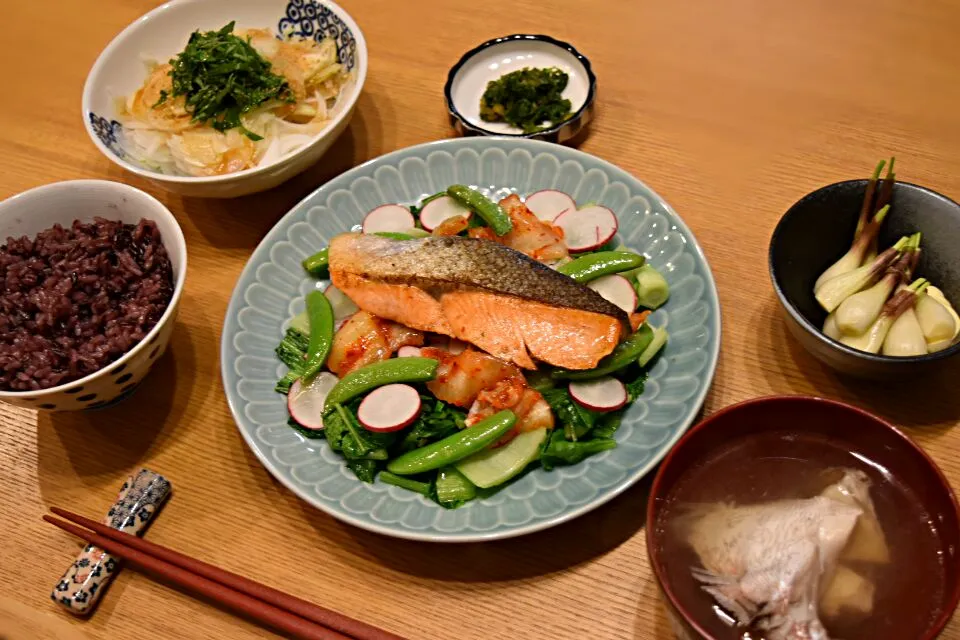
[82,0,367,198]
[0,180,187,411]
[444,34,596,143]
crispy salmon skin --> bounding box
[328,233,630,369]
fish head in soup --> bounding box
[681,470,878,639]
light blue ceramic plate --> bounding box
[221,138,720,542]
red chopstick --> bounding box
[45,509,404,640]
[48,507,401,640]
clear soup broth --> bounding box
[654,431,948,639]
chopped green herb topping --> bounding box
[155,21,293,140]
[479,67,572,134]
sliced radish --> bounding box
[288,372,340,429]
[357,384,422,432]
[419,196,470,231]
[362,205,416,234]
[396,345,422,358]
[569,377,628,412]
[448,339,468,355]
[588,274,638,312]
[554,205,618,252]
[525,190,576,221]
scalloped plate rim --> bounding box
[221,137,721,542]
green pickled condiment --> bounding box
[479,67,572,134]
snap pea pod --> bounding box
[372,231,416,240]
[302,248,328,276]
[386,410,517,475]
[300,291,335,380]
[552,323,655,380]
[324,357,438,412]
[446,185,512,236]
[556,251,646,283]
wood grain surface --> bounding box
[1,0,959,638]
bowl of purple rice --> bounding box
[0,180,186,411]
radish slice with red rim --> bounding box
[396,345,422,358]
[569,377,628,412]
[587,274,638,312]
[357,384,422,432]
[362,205,416,234]
[418,196,470,231]
[288,372,340,429]
[525,190,576,222]
[554,205,618,252]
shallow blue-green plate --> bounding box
[221,138,720,542]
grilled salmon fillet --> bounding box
[328,233,629,370]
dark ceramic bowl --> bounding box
[443,34,596,143]
[646,396,960,640]
[769,180,960,378]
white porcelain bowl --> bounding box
[0,181,187,411]
[82,0,367,198]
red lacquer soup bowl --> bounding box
[646,396,960,639]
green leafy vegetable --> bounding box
[321,401,353,452]
[399,398,466,451]
[287,416,325,440]
[335,401,372,455]
[525,370,556,393]
[158,21,293,140]
[434,466,477,508]
[347,460,381,483]
[325,402,396,460]
[275,328,309,393]
[591,410,624,439]
[542,388,596,441]
[466,215,486,230]
[625,370,647,402]
[380,471,432,495]
[410,191,447,216]
[322,402,396,481]
[540,431,617,470]
[479,67,572,134]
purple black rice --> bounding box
[0,217,174,391]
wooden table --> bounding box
[2,0,959,638]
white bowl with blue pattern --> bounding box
[0,180,187,412]
[82,0,366,198]
[221,138,721,541]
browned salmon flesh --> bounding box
[328,233,629,370]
